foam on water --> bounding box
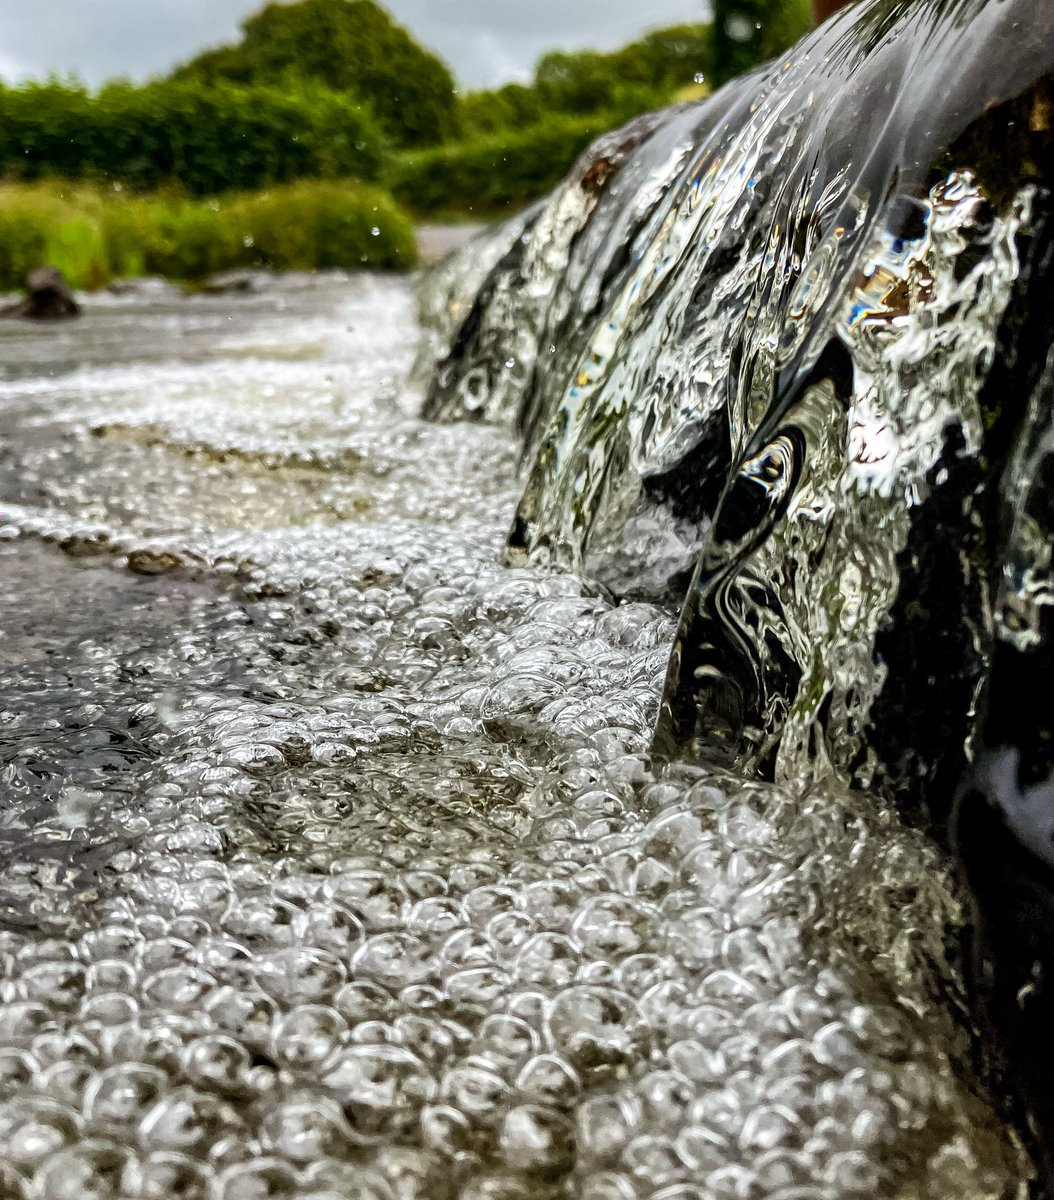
[0,275,1031,1197]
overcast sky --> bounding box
[0,0,710,90]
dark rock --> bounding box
[126,548,186,576]
[199,269,270,295]
[0,267,80,320]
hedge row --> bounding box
[0,180,416,292]
[0,84,643,221]
[0,80,386,196]
[389,114,617,216]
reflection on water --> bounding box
[0,275,1030,1197]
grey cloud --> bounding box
[0,0,709,88]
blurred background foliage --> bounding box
[171,0,461,148]
[0,179,415,291]
[711,0,813,84]
[458,25,715,138]
[0,80,385,194]
[0,0,813,285]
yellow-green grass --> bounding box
[0,179,417,292]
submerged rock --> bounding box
[421,0,1054,1176]
[0,266,80,320]
[199,268,273,295]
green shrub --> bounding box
[99,194,164,279]
[460,84,548,140]
[459,24,713,140]
[0,201,55,289]
[389,114,617,217]
[173,0,461,148]
[45,217,111,290]
[230,181,416,271]
[0,79,387,195]
[533,52,668,119]
[143,200,245,281]
[0,83,97,182]
[0,180,416,292]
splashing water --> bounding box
[2,2,1053,1198]
[421,0,1054,1181]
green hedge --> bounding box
[458,24,712,141]
[389,114,618,216]
[0,80,387,196]
[0,180,416,292]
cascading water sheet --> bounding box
[2,0,1054,1195]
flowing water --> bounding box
[0,275,1032,1199]
[425,0,1054,805]
[2,0,1054,1196]
[424,1,1054,1177]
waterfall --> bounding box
[422,0,1054,1171]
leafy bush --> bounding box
[0,79,387,195]
[0,190,65,291]
[173,0,460,148]
[230,181,416,271]
[0,180,416,292]
[459,84,549,140]
[389,114,617,217]
[461,24,713,140]
[142,200,246,281]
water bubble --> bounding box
[270,1005,345,1071]
[325,1045,435,1141]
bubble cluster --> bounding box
[0,273,1029,1197]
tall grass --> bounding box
[0,180,417,292]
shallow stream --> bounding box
[0,274,1034,1198]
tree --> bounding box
[461,23,714,138]
[615,25,714,92]
[173,0,460,148]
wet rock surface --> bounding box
[423,0,1054,806]
[420,0,1054,1180]
[0,267,80,321]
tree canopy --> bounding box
[172,0,460,148]
[711,0,813,85]
[461,23,713,138]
